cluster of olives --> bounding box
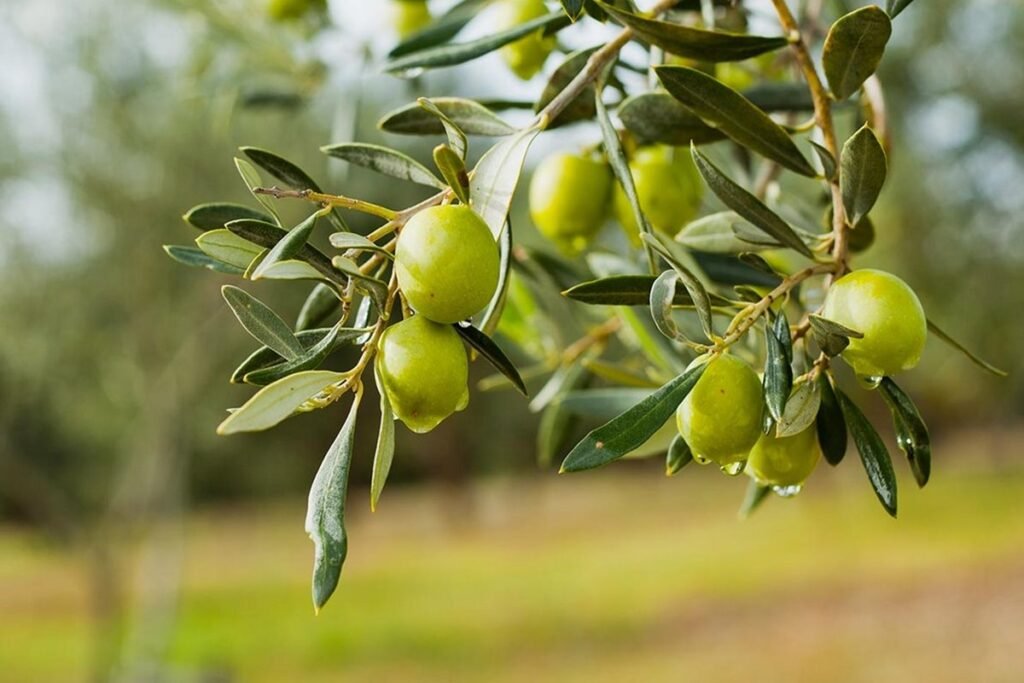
[378,205,500,433]
[529,145,703,253]
[676,269,926,491]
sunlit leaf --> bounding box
[218,370,346,435]
[469,124,541,238]
[243,324,343,385]
[163,245,244,275]
[738,479,771,518]
[378,97,516,137]
[222,285,304,360]
[252,211,321,280]
[321,142,445,189]
[642,233,714,341]
[240,146,347,231]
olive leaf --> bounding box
[676,212,758,255]
[599,2,788,62]
[222,285,304,360]
[477,218,514,336]
[195,230,264,271]
[433,144,471,203]
[217,370,347,435]
[163,245,244,275]
[822,6,892,101]
[563,274,728,307]
[234,157,281,225]
[666,434,693,476]
[763,311,793,423]
[384,11,571,74]
[454,323,528,397]
[810,141,838,181]
[388,0,487,58]
[837,388,898,517]
[226,219,339,283]
[617,92,725,147]
[776,378,821,438]
[841,125,888,227]
[378,97,516,137]
[306,391,361,612]
[649,270,688,343]
[535,47,598,128]
[693,252,781,287]
[809,314,863,357]
[370,363,396,512]
[657,67,816,177]
[878,377,931,488]
[927,319,1007,377]
[329,233,394,259]
[816,372,848,466]
[560,0,585,20]
[255,260,326,283]
[642,233,714,341]
[886,0,917,19]
[296,284,342,332]
[320,142,446,189]
[183,202,273,231]
[240,146,347,232]
[252,211,321,280]
[418,98,468,159]
[560,363,706,472]
[690,145,815,258]
[469,124,540,238]
[231,327,368,384]
[537,363,589,467]
[739,479,771,519]
[242,324,343,385]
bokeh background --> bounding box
[1,1,1022,681]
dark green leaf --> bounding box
[433,144,471,203]
[243,324,343,385]
[692,252,782,287]
[252,211,321,280]
[764,311,793,422]
[378,97,516,137]
[666,434,693,476]
[388,0,487,58]
[878,377,931,488]
[163,245,244,275]
[618,92,725,147]
[816,372,847,466]
[841,125,887,226]
[741,82,815,112]
[535,47,598,128]
[234,157,281,225]
[657,67,817,177]
[454,323,528,397]
[221,285,304,360]
[183,202,272,231]
[600,2,788,62]
[231,326,366,384]
[823,6,892,101]
[886,0,917,19]
[321,143,445,189]
[809,314,863,357]
[560,363,706,472]
[810,141,837,181]
[227,219,340,284]
[306,392,361,612]
[371,363,396,511]
[564,275,729,307]
[384,11,571,74]
[837,387,898,517]
[738,479,771,518]
[241,146,347,232]
[690,145,815,257]
[643,234,714,341]
[926,319,1007,377]
[560,0,585,20]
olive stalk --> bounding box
[254,186,399,220]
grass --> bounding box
[2,458,1024,682]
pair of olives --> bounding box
[529,146,704,253]
[378,206,500,433]
[677,270,927,487]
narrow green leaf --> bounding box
[329,257,389,312]
[163,245,244,275]
[183,202,272,231]
[657,66,817,177]
[243,324,343,385]
[234,157,281,225]
[252,211,321,280]
[388,0,487,58]
[321,142,445,189]
[886,0,917,19]
[764,311,793,422]
[841,125,888,226]
[454,323,527,397]
[693,252,781,287]
[433,144,471,203]
[560,0,585,20]
[557,388,656,420]
[469,124,541,238]
[328,232,393,259]
[600,2,788,62]
[618,92,725,147]
[384,11,571,74]
[822,6,892,101]
[226,219,339,283]
[878,377,931,488]
[809,314,863,357]
[837,388,898,517]
[418,98,468,159]
[560,363,706,472]
[241,146,347,231]
[816,372,847,466]
[810,141,837,181]
[477,217,513,336]
[776,378,821,438]
[676,212,758,254]
[738,479,771,518]
[231,327,368,384]
[927,319,1007,377]
[649,270,687,343]
[666,434,693,476]
[370,363,396,512]
[378,97,516,137]
[222,285,304,360]
[195,229,264,271]
[305,392,361,612]
[535,47,598,128]
[691,145,815,258]
[218,370,346,435]
[642,233,714,341]
[564,274,727,307]
[256,260,324,282]
[296,284,341,332]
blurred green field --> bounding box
[3,453,1024,683]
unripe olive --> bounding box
[267,0,325,21]
[676,355,763,466]
[746,424,821,488]
[396,205,500,324]
[821,269,927,378]
[494,0,554,80]
[389,0,432,38]
[529,152,612,253]
[377,316,469,433]
[613,146,703,246]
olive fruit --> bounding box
[821,269,927,378]
[676,355,764,467]
[529,152,612,253]
[267,0,325,21]
[377,315,469,433]
[613,146,703,246]
[746,425,821,488]
[396,205,500,324]
[494,0,554,80]
[389,0,432,38]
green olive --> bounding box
[821,269,927,378]
[395,205,500,324]
[676,355,763,466]
[377,316,469,433]
[266,0,325,21]
[389,0,432,38]
[746,424,821,488]
[494,0,554,80]
[613,146,703,246]
[529,152,612,253]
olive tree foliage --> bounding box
[165,0,1005,611]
